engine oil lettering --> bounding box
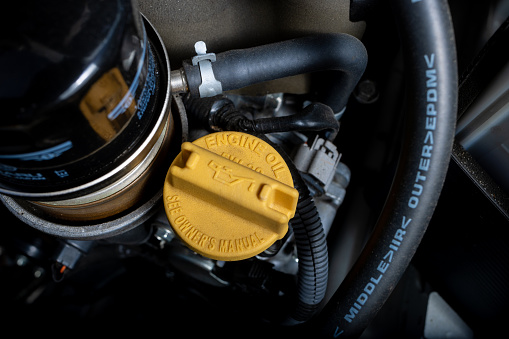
[204,132,267,156]
[227,133,240,146]
[265,153,287,178]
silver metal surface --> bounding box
[170,69,188,93]
[0,189,162,240]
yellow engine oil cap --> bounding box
[163,131,299,261]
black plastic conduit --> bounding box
[313,0,458,337]
[263,135,330,325]
[182,34,367,113]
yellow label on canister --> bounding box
[163,132,298,261]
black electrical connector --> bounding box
[52,240,94,281]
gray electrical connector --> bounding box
[293,136,341,189]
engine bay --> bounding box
[1,1,508,337]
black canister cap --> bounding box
[0,0,163,197]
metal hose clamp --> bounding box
[192,41,223,97]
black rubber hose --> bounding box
[314,0,457,337]
[182,34,367,113]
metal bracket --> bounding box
[192,41,223,97]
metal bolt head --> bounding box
[354,79,379,104]
[154,224,175,248]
